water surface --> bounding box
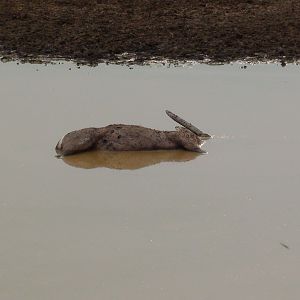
[0,62,299,300]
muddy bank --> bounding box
[0,0,299,65]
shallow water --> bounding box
[0,62,299,300]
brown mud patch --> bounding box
[0,0,299,65]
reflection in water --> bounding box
[2,63,300,300]
[62,150,201,170]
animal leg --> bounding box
[56,128,98,156]
[166,110,211,139]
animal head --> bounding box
[175,126,207,153]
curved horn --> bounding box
[166,110,211,138]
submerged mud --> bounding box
[0,0,299,65]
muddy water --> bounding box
[0,62,299,300]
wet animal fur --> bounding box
[55,111,210,156]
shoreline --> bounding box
[1,1,299,65]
